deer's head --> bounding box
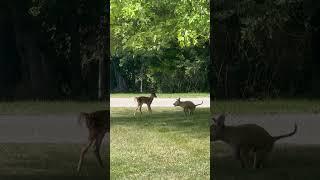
[211,114,226,141]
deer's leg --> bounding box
[94,133,105,168]
[134,104,140,116]
[77,139,94,172]
[139,105,142,114]
[147,104,152,114]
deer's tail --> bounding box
[273,123,297,141]
[78,112,89,127]
[195,101,203,106]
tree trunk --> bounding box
[70,13,83,99]
[9,1,51,99]
[98,55,107,100]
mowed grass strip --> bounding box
[211,143,320,180]
[0,101,107,115]
[0,143,108,179]
[111,107,210,179]
[211,99,320,114]
[0,99,319,115]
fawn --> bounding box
[211,114,297,168]
[173,98,203,116]
[134,93,157,116]
[77,110,109,173]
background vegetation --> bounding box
[210,0,320,99]
[110,0,210,93]
[0,0,108,100]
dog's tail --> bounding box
[273,123,297,141]
[195,101,203,106]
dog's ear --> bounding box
[216,114,225,127]
[212,116,217,123]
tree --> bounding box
[110,0,210,93]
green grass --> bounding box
[0,101,107,115]
[211,99,320,114]
[111,92,209,98]
[0,143,109,180]
[211,143,320,180]
[111,107,210,179]
[0,99,319,115]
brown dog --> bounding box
[211,114,297,168]
[173,98,203,116]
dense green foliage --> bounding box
[211,0,320,99]
[0,0,108,99]
[110,0,210,93]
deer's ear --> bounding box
[211,117,216,126]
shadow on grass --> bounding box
[0,143,109,179]
[111,107,210,138]
[211,144,320,180]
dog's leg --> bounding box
[253,150,267,169]
[240,147,252,168]
[183,108,187,116]
[232,146,245,168]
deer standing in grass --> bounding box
[210,114,297,168]
[173,98,203,116]
[77,110,109,173]
[134,93,157,116]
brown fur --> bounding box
[173,98,203,116]
[77,110,109,173]
[134,93,157,116]
[211,114,297,168]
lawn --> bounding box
[0,101,107,115]
[1,100,319,179]
[111,107,210,179]
[0,99,319,115]
[211,99,320,114]
[111,92,209,98]
[0,143,109,180]
[211,143,320,180]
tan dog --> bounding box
[134,93,157,116]
[173,98,203,116]
[211,114,297,168]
